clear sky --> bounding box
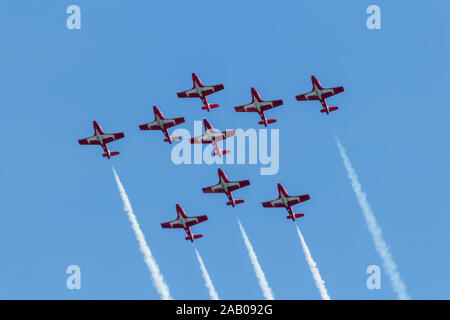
[0,0,449,299]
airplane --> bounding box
[177,73,224,112]
[190,118,235,157]
[138,106,185,144]
[202,168,250,207]
[261,183,310,221]
[161,204,208,242]
[235,87,283,126]
[295,75,344,114]
[78,120,125,159]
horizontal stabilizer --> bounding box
[286,213,304,220]
[329,106,338,112]
[201,104,219,111]
[186,234,203,241]
[227,199,244,206]
[102,151,120,158]
[213,150,230,156]
[164,136,181,142]
[258,119,276,126]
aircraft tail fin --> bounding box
[329,106,339,112]
[103,151,120,158]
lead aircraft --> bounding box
[295,75,344,114]
[78,121,125,159]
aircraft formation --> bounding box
[78,73,344,242]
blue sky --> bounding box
[0,0,449,299]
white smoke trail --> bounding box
[194,248,219,300]
[294,224,330,300]
[335,136,410,300]
[112,167,172,300]
[237,219,274,300]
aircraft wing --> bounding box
[177,88,200,98]
[287,194,310,206]
[139,122,161,131]
[164,117,185,128]
[234,100,282,113]
[185,215,208,227]
[260,99,283,112]
[139,117,185,131]
[78,132,124,145]
[295,90,319,101]
[321,86,344,99]
[262,198,285,208]
[177,84,224,98]
[202,184,225,194]
[191,130,235,144]
[103,132,125,144]
[190,134,212,144]
[235,102,258,113]
[200,84,224,96]
[78,136,101,145]
[213,129,235,142]
[222,130,235,139]
[228,180,250,192]
[161,219,183,229]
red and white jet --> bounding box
[202,168,250,207]
[295,75,344,114]
[78,120,125,159]
[138,106,185,144]
[190,119,235,157]
[235,87,283,126]
[161,204,208,242]
[261,183,310,221]
[177,73,224,112]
